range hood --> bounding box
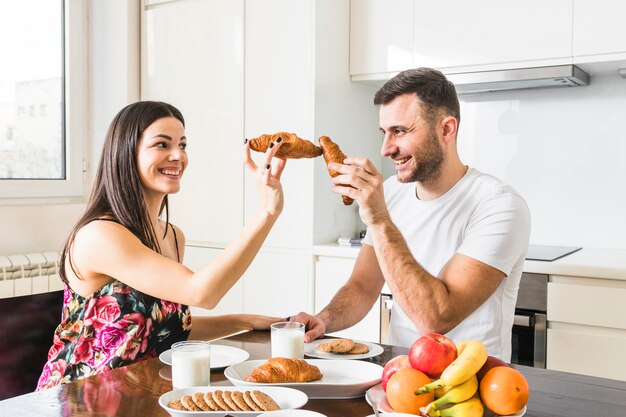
[447,65,590,94]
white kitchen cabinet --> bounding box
[315,255,381,343]
[349,0,414,77]
[183,245,244,316]
[142,0,244,246]
[573,0,626,60]
[546,275,626,381]
[242,250,313,318]
[351,0,573,80]
[413,1,572,71]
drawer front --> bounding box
[547,280,626,330]
[547,327,626,381]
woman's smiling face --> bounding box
[136,116,187,198]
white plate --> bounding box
[365,383,527,416]
[258,411,326,417]
[159,386,308,417]
[224,359,383,399]
[160,344,250,369]
[304,339,384,360]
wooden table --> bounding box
[1,330,625,416]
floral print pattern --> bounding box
[36,281,190,390]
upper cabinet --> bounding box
[411,1,572,71]
[573,0,626,60]
[350,0,574,80]
[349,0,414,76]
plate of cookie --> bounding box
[304,338,384,360]
[159,386,308,417]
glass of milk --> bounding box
[271,322,305,359]
[171,340,211,389]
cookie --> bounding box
[212,390,230,411]
[250,389,280,411]
[243,390,263,411]
[231,391,253,411]
[180,394,202,411]
[203,392,221,411]
[347,342,370,354]
[328,338,355,353]
[317,342,332,352]
[167,399,185,410]
[191,392,211,411]
[221,391,241,411]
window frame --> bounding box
[0,0,88,204]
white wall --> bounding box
[457,73,626,249]
[0,0,140,256]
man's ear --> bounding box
[440,116,458,144]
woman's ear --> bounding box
[440,116,458,144]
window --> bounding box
[0,0,87,203]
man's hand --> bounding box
[289,312,326,343]
[328,157,390,227]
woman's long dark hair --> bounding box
[59,101,185,284]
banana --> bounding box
[424,375,478,412]
[434,385,451,399]
[416,340,487,393]
[423,394,484,417]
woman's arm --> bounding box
[69,141,287,308]
[188,314,285,341]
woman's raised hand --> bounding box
[244,137,287,218]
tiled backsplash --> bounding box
[0,252,62,298]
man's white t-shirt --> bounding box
[362,167,530,361]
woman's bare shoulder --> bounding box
[74,219,140,250]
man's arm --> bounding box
[291,245,385,342]
[318,245,385,332]
[371,219,505,335]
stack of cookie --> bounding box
[167,389,280,412]
[317,338,369,355]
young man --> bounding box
[292,68,530,360]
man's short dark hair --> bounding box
[374,67,460,126]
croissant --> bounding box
[249,132,322,159]
[244,358,323,383]
[319,135,354,206]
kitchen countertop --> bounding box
[314,244,626,281]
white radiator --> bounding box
[0,252,62,299]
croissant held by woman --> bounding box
[248,132,322,159]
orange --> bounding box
[385,367,434,414]
[479,366,529,415]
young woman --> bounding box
[37,101,287,389]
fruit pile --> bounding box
[381,333,529,416]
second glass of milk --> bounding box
[271,321,305,359]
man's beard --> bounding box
[397,129,444,183]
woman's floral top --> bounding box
[36,281,191,390]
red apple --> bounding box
[408,333,457,379]
[381,354,411,391]
[476,355,509,382]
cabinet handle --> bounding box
[514,314,531,327]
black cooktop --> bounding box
[525,244,582,262]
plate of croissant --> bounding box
[224,357,383,399]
